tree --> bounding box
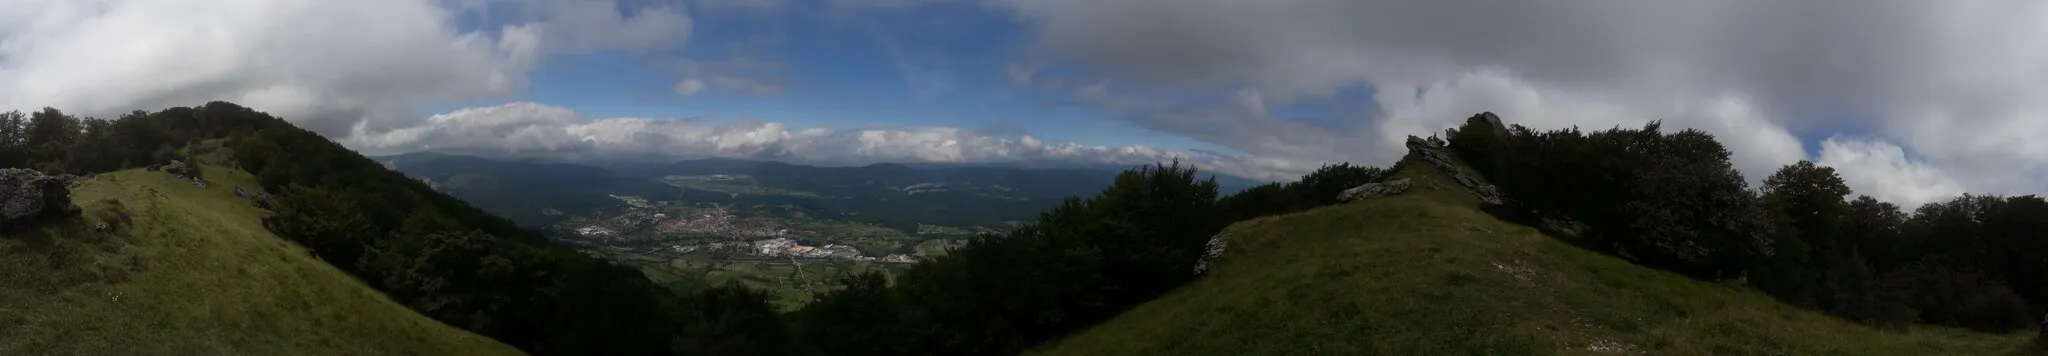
[0,111,26,168]
[1842,196,1908,271]
[672,282,795,355]
[1754,161,1853,306]
[793,271,911,356]
[1456,122,1774,279]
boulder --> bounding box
[1467,112,1510,138]
[260,216,284,236]
[55,174,86,189]
[1338,178,1412,202]
[1193,232,1230,276]
[2039,312,2048,346]
[1538,216,1583,240]
[160,160,189,176]
[1,168,81,234]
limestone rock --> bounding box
[2038,313,2048,345]
[260,216,284,236]
[1,168,81,234]
[1403,135,1506,206]
[1193,232,1230,276]
[1467,112,1510,137]
[1338,178,1412,202]
[1538,216,1583,240]
[160,160,189,176]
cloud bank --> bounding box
[995,0,2048,207]
[0,0,687,136]
[9,0,2048,208]
[346,102,1303,181]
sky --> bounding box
[2,0,2046,209]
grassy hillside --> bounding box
[0,163,522,355]
[1033,163,2040,355]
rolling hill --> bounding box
[379,153,1263,232]
[1031,151,2041,355]
[0,162,521,355]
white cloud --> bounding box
[1005,62,1035,85]
[0,0,688,136]
[674,79,707,95]
[346,102,1302,181]
[1816,137,1966,208]
[670,35,787,96]
[993,0,2048,200]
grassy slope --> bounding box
[1035,161,2039,356]
[0,164,523,355]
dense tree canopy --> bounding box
[1447,115,2048,333]
[1450,120,1775,278]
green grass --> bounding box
[1033,161,2039,355]
[0,165,523,355]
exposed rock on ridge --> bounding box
[1,168,81,234]
[1402,135,1506,206]
[1193,232,1230,276]
[1339,178,1412,202]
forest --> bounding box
[1446,114,2046,332]
[3,103,2045,355]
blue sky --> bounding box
[472,0,1240,153]
[5,0,2041,205]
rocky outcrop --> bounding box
[1538,215,1583,240]
[1403,135,1505,206]
[1,168,81,234]
[1467,112,1510,138]
[1338,178,1412,202]
[160,160,189,176]
[260,216,284,236]
[1193,231,1230,276]
[237,186,276,209]
[146,160,191,177]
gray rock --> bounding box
[1468,112,1510,137]
[1193,232,1230,276]
[160,160,189,176]
[0,168,81,234]
[2038,313,2048,345]
[260,216,283,235]
[1339,178,1412,202]
[1403,135,1507,206]
[1538,216,1583,239]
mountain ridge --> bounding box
[1030,131,2039,355]
[1,158,521,355]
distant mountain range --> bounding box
[376,153,1266,232]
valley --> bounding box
[377,155,1145,309]
[544,192,982,308]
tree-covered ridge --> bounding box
[1,103,788,355]
[1446,113,2048,333]
[2,101,1388,355]
[787,161,1389,355]
[12,102,2041,355]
